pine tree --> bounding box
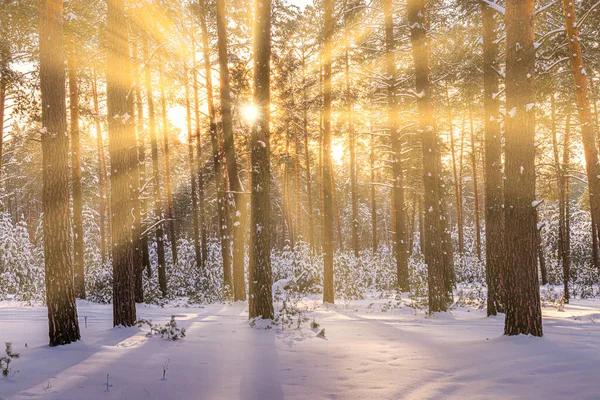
[197,0,231,291]
[322,0,335,304]
[107,0,137,327]
[407,0,454,312]
[39,0,81,346]
[503,0,542,337]
[248,0,274,320]
[385,0,409,291]
[67,31,85,299]
[481,2,504,316]
[142,33,167,297]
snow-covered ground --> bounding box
[0,296,599,399]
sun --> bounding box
[332,141,344,165]
[167,105,188,143]
[241,104,259,123]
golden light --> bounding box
[167,105,188,143]
[241,104,259,123]
[332,140,344,165]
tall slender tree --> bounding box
[469,109,481,261]
[385,0,409,291]
[503,0,542,337]
[92,71,108,264]
[159,60,178,265]
[142,33,167,296]
[562,0,600,268]
[344,0,359,258]
[107,0,137,327]
[216,0,244,294]
[322,0,335,304]
[184,61,203,273]
[198,0,231,289]
[407,0,453,312]
[482,2,504,316]
[67,34,85,299]
[39,0,81,346]
[192,35,209,274]
[248,0,274,320]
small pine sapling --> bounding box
[138,316,186,340]
[311,318,320,330]
[162,358,170,380]
[0,342,20,377]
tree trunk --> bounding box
[385,0,409,291]
[562,0,600,274]
[302,48,315,250]
[216,0,244,294]
[67,36,85,299]
[39,0,81,346]
[322,0,335,304]
[503,0,542,337]
[563,113,571,301]
[407,0,453,312]
[536,210,548,286]
[158,60,178,266]
[294,108,303,243]
[370,129,377,254]
[142,34,167,297]
[344,8,359,258]
[482,2,504,316]
[192,36,209,275]
[0,52,6,182]
[469,109,482,261]
[107,0,138,327]
[198,0,231,289]
[92,71,107,264]
[447,87,464,258]
[132,42,148,300]
[184,62,203,274]
[248,0,274,319]
[284,135,294,246]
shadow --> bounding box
[239,327,285,400]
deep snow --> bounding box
[0,296,599,399]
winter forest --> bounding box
[1,0,600,398]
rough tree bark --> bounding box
[67,36,85,299]
[344,3,360,258]
[107,0,137,327]
[482,2,504,316]
[469,109,482,261]
[322,0,335,304]
[216,0,244,294]
[198,0,231,287]
[132,42,148,301]
[385,0,409,291]
[158,60,178,265]
[447,86,464,258]
[92,71,107,264]
[562,113,572,301]
[248,0,274,320]
[39,0,81,346]
[192,36,209,273]
[184,61,203,273]
[407,0,453,312]
[562,0,600,280]
[301,47,315,250]
[370,128,377,254]
[503,0,542,337]
[142,33,167,297]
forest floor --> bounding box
[0,293,599,399]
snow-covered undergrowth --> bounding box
[0,295,599,399]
